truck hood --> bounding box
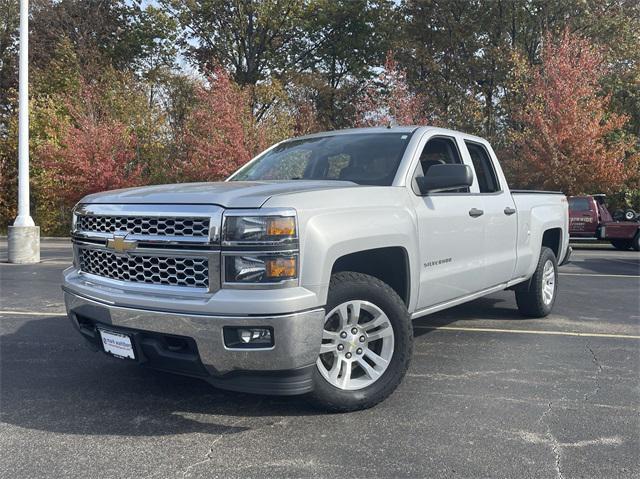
[79,180,357,208]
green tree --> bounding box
[162,0,310,85]
[162,0,396,127]
[29,0,177,72]
[299,0,396,128]
[0,0,19,126]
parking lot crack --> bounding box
[584,342,603,402]
[181,416,247,478]
[539,401,564,479]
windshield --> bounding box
[230,132,413,186]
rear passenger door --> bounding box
[410,135,487,310]
[463,140,517,287]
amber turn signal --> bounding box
[265,257,297,279]
[266,217,296,237]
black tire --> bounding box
[613,209,625,221]
[610,239,632,250]
[632,232,640,252]
[515,247,558,318]
[308,272,412,413]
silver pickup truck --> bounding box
[63,126,571,411]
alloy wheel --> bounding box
[541,259,555,305]
[316,300,395,391]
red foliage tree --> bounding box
[175,67,264,182]
[510,29,638,195]
[39,82,144,205]
[355,52,426,127]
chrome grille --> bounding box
[78,249,209,288]
[76,215,210,237]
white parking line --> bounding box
[0,310,66,316]
[570,256,639,268]
[559,273,639,278]
[414,325,640,340]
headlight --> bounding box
[221,209,299,288]
[223,254,298,285]
[223,214,297,245]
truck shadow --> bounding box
[0,288,582,437]
[0,316,322,438]
[413,295,516,337]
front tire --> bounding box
[515,247,558,318]
[308,272,412,413]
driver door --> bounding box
[409,134,487,310]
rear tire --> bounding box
[610,239,632,250]
[515,247,558,318]
[308,272,412,413]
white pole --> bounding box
[14,0,34,227]
[8,0,39,264]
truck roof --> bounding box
[294,126,486,143]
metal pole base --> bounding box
[7,225,40,264]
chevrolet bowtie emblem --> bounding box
[107,233,137,254]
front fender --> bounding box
[297,207,419,311]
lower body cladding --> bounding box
[63,291,325,395]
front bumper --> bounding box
[64,290,325,395]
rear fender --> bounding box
[514,204,567,280]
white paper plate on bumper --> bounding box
[99,329,135,360]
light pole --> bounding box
[8,0,39,263]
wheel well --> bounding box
[331,247,410,306]
[542,228,562,258]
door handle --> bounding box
[469,208,484,218]
[504,207,516,216]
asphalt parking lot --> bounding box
[0,240,638,478]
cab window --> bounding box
[413,136,467,193]
[418,137,462,173]
[465,141,500,193]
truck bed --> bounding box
[511,190,564,195]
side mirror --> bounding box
[415,164,473,194]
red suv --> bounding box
[569,195,640,251]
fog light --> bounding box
[223,327,274,349]
[240,328,270,343]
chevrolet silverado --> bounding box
[63,126,571,411]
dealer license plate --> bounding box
[98,329,135,360]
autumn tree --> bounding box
[174,67,267,182]
[508,29,637,196]
[39,78,146,206]
[354,52,427,127]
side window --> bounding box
[465,142,500,193]
[414,136,467,194]
[569,198,592,212]
[418,137,462,174]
